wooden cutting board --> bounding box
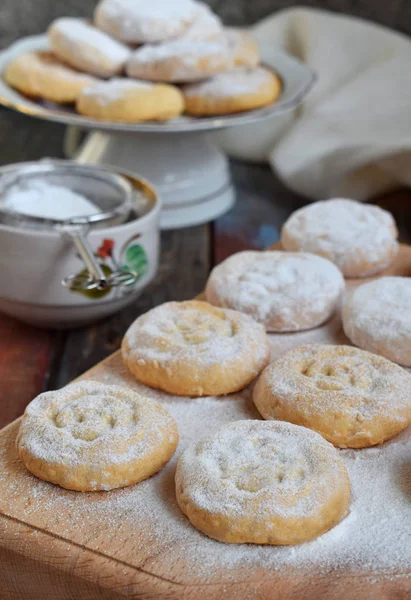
[1,245,411,600]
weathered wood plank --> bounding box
[213,161,307,264]
[0,315,52,428]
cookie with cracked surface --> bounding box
[205,250,344,332]
[281,198,399,278]
[342,277,411,367]
[127,38,231,83]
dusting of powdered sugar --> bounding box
[184,66,272,98]
[343,277,411,367]
[49,18,131,77]
[1,315,411,585]
[80,78,153,105]
[253,344,411,448]
[95,0,197,44]
[205,251,344,332]
[176,420,348,526]
[13,51,96,85]
[181,2,223,41]
[127,38,231,82]
[1,385,411,584]
[130,39,227,61]
[225,27,260,68]
[281,198,399,276]
[17,381,177,484]
[3,179,99,220]
[122,300,269,369]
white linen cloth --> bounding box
[218,7,411,200]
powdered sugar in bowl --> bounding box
[0,160,160,327]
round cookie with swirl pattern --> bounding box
[253,344,411,448]
[17,381,178,491]
[122,300,270,396]
[176,420,350,544]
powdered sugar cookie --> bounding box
[48,18,131,78]
[176,420,350,545]
[122,300,270,397]
[95,0,197,44]
[17,381,179,492]
[225,27,260,68]
[253,344,411,448]
[127,39,231,83]
[3,51,96,104]
[205,251,344,332]
[183,66,281,115]
[77,78,184,122]
[343,277,411,367]
[281,199,399,278]
[181,2,223,41]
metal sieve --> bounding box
[0,161,139,291]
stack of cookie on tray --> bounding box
[16,196,411,547]
[4,0,282,123]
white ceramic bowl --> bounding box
[0,162,160,328]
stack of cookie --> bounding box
[4,0,282,123]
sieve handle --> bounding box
[60,225,139,292]
[71,231,108,287]
[63,228,109,290]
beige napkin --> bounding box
[217,7,411,201]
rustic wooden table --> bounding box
[1,107,411,430]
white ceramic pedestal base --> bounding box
[68,130,235,229]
